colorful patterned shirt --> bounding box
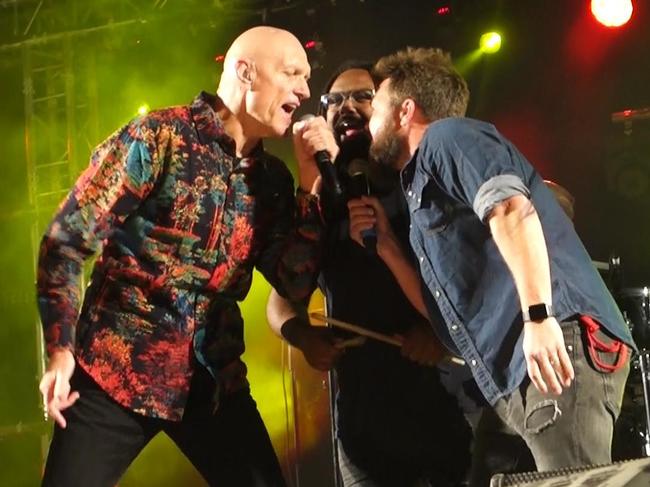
[37,92,323,420]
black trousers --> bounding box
[42,364,286,487]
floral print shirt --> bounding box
[37,92,323,420]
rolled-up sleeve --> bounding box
[416,118,532,222]
[473,174,530,222]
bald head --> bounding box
[217,26,311,143]
[222,27,304,76]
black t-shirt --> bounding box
[319,185,471,485]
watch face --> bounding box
[527,303,553,322]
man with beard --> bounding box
[267,61,471,486]
[37,26,328,487]
[349,47,633,482]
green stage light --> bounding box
[137,104,150,116]
[480,32,502,53]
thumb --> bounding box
[292,120,306,136]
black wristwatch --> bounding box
[522,303,554,323]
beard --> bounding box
[369,118,405,170]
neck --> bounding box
[401,122,429,169]
[216,89,260,157]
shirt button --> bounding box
[419,256,424,263]
[471,359,477,367]
[434,289,441,298]
[408,190,413,197]
[451,324,458,331]
[567,345,573,352]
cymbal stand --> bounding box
[637,351,650,456]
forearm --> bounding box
[378,237,429,319]
[266,288,310,347]
[488,194,552,309]
[259,189,324,303]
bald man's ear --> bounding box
[235,60,256,85]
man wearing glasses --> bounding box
[267,61,471,486]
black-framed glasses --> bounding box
[320,89,375,109]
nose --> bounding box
[296,79,310,101]
[339,95,357,114]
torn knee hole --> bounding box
[524,400,562,434]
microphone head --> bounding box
[347,160,371,199]
[347,158,370,178]
[293,113,316,135]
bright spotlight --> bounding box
[591,0,633,27]
[137,104,150,116]
[480,32,502,53]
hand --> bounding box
[348,196,398,254]
[523,318,574,395]
[292,116,339,193]
[396,322,447,367]
[294,326,344,371]
[39,348,79,428]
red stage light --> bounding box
[437,6,451,16]
[304,40,317,50]
[214,54,225,63]
[591,0,633,28]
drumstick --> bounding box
[309,312,466,366]
[310,312,403,346]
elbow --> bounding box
[487,194,536,223]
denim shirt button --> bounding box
[408,190,413,197]
[435,289,441,298]
[451,324,458,331]
[471,359,477,367]
[567,345,573,352]
[419,256,424,263]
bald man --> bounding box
[37,26,329,487]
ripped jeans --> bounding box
[490,319,630,474]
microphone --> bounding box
[298,115,344,197]
[347,158,377,254]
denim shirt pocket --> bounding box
[408,179,453,235]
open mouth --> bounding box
[281,103,298,117]
[335,116,368,140]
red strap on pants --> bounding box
[579,315,628,372]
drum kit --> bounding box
[612,284,650,460]
[543,179,650,460]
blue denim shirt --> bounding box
[401,117,634,405]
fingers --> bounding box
[526,356,547,394]
[40,369,79,429]
[348,197,380,245]
[53,370,65,402]
[556,345,575,387]
[399,329,443,367]
[527,349,572,395]
[309,175,322,195]
[39,370,56,409]
[523,319,574,395]
[301,329,343,371]
[539,354,563,395]
[293,117,337,161]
